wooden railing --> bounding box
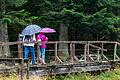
[0,41,120,64]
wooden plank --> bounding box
[29,63,111,76]
[0,58,22,64]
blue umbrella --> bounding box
[22,24,42,35]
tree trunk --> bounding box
[58,24,69,61]
[0,22,10,57]
[0,0,10,57]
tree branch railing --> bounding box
[0,41,120,64]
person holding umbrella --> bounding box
[22,24,42,64]
[36,27,56,64]
[23,34,36,64]
[36,32,48,64]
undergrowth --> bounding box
[1,68,120,80]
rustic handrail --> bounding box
[0,41,118,46]
[0,41,120,64]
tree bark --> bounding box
[0,0,10,57]
[58,24,69,61]
[0,22,10,57]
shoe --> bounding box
[30,61,37,65]
[41,60,46,64]
[33,62,37,65]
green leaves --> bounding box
[1,18,12,24]
[2,9,38,25]
[8,0,27,7]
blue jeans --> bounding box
[40,46,46,62]
[24,46,36,64]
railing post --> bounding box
[70,42,74,63]
[72,42,78,62]
[101,42,104,61]
[84,43,87,63]
[54,42,62,63]
[37,42,40,63]
[87,42,90,62]
[114,43,117,61]
[18,42,24,80]
[97,49,100,62]
[55,42,58,64]
[18,41,22,58]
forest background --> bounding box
[0,0,119,59]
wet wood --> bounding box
[1,41,120,79]
[29,62,111,76]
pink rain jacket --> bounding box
[36,33,48,48]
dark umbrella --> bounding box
[22,24,42,35]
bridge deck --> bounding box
[29,62,111,76]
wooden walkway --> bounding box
[0,41,120,78]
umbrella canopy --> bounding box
[22,24,42,35]
[40,27,56,33]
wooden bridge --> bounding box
[0,41,120,78]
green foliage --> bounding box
[96,69,120,80]
[47,68,120,80]
[27,0,119,41]
[8,0,27,7]
[0,0,37,26]
[1,68,120,80]
[29,0,119,40]
[1,9,38,25]
[1,0,119,41]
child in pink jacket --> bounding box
[36,32,48,64]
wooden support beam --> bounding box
[101,43,104,61]
[72,43,79,62]
[89,44,107,51]
[54,42,63,63]
[102,54,109,61]
[18,42,22,59]
[74,56,79,61]
[114,43,117,61]
[84,44,87,63]
[87,42,90,62]
[55,42,57,63]
[70,43,74,63]
[97,49,100,62]
[56,56,63,63]
[88,55,95,61]
[114,43,120,61]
